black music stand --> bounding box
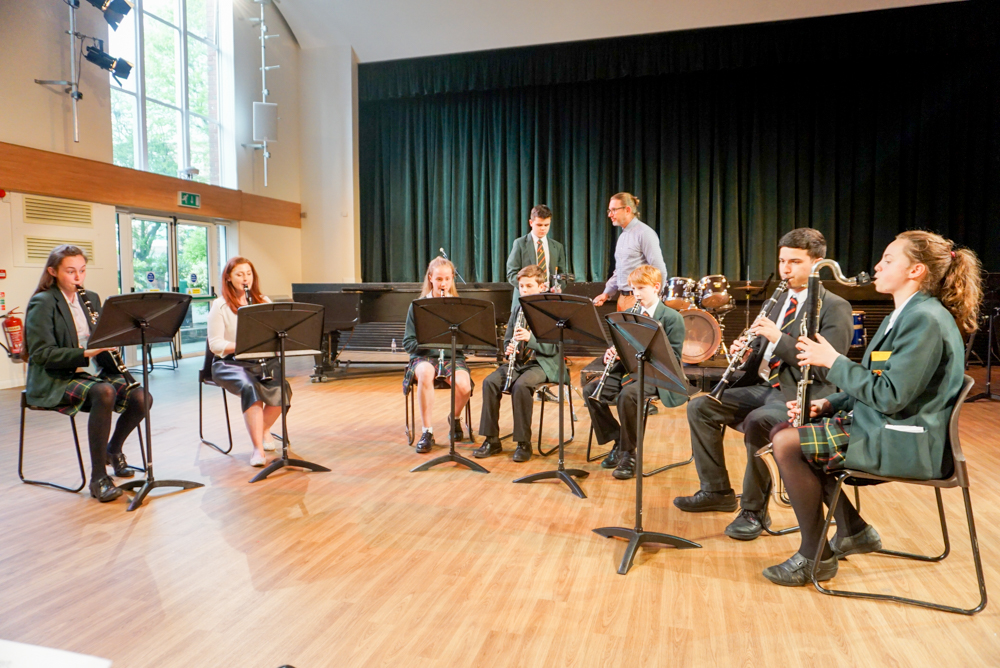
[235,302,331,483]
[88,292,203,512]
[512,294,606,498]
[967,306,999,402]
[292,292,361,382]
[409,297,497,474]
[593,312,701,573]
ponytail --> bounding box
[611,192,641,219]
[896,230,982,335]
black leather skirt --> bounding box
[211,357,291,413]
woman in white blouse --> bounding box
[207,257,291,466]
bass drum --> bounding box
[681,308,722,364]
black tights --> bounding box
[81,384,152,481]
[771,426,867,561]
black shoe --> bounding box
[448,415,464,441]
[415,431,435,454]
[612,453,635,480]
[673,489,738,513]
[724,508,771,541]
[762,552,838,586]
[512,442,532,463]
[645,402,659,416]
[830,525,882,559]
[600,442,621,469]
[473,438,502,459]
[106,452,135,478]
[89,476,123,503]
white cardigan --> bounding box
[207,295,271,358]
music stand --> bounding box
[409,297,497,474]
[292,292,361,382]
[967,306,1000,402]
[593,312,701,573]
[235,302,331,483]
[512,294,606,498]
[88,292,203,512]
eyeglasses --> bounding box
[607,206,625,215]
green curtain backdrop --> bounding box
[359,2,1000,283]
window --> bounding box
[109,0,227,186]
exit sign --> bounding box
[178,191,201,208]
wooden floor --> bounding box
[1,357,998,667]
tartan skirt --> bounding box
[52,372,134,417]
[798,411,852,473]
[404,356,474,395]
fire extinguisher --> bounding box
[1,307,25,359]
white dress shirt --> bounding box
[531,232,551,282]
[207,295,272,358]
[885,291,917,333]
[758,287,807,382]
[65,291,95,373]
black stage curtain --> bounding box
[359,2,1000,283]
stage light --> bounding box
[85,45,133,84]
[84,0,133,31]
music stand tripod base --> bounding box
[119,477,204,512]
[512,467,589,498]
[592,526,701,575]
[250,456,331,483]
[411,452,489,473]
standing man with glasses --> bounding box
[506,205,567,309]
[592,192,668,312]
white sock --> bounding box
[423,427,433,434]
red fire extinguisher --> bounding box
[2,307,24,359]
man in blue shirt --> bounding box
[592,192,668,312]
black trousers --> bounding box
[583,366,656,455]
[478,362,547,443]
[686,383,787,511]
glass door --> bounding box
[176,222,213,353]
[131,216,174,362]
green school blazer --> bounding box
[505,234,567,308]
[826,291,966,480]
[624,301,688,409]
[24,286,118,408]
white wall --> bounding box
[0,2,113,161]
[298,44,361,283]
[233,0,302,205]
[235,221,302,298]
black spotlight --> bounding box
[85,44,133,84]
[84,0,134,31]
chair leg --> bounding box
[812,475,988,615]
[200,382,234,454]
[537,394,558,457]
[18,405,87,493]
[129,424,147,473]
[585,423,613,462]
[465,398,475,445]
[642,399,693,477]
[404,390,415,446]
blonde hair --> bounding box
[420,256,459,298]
[628,264,662,288]
[896,230,982,335]
[611,192,641,218]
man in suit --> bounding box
[673,228,854,541]
[506,205,567,309]
[582,264,688,480]
[474,265,563,462]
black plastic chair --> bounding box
[810,375,987,615]
[404,373,475,446]
[519,381,576,457]
[19,390,146,492]
[198,340,234,454]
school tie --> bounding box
[536,238,546,275]
[768,295,799,388]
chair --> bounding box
[19,390,147,492]
[198,340,234,454]
[811,375,988,615]
[526,381,576,457]
[404,373,475,446]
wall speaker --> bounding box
[253,102,278,142]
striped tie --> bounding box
[536,238,546,275]
[768,295,799,388]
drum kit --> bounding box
[663,275,742,364]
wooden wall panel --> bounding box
[0,142,300,228]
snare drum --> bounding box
[851,311,867,348]
[697,275,731,309]
[681,308,722,364]
[664,277,697,310]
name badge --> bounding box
[871,351,892,362]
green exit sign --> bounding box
[178,191,201,209]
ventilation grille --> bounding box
[25,237,96,264]
[23,195,93,227]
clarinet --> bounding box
[242,283,273,381]
[756,259,871,457]
[501,307,528,395]
[434,287,448,381]
[705,280,788,404]
[588,301,642,400]
[75,286,140,390]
